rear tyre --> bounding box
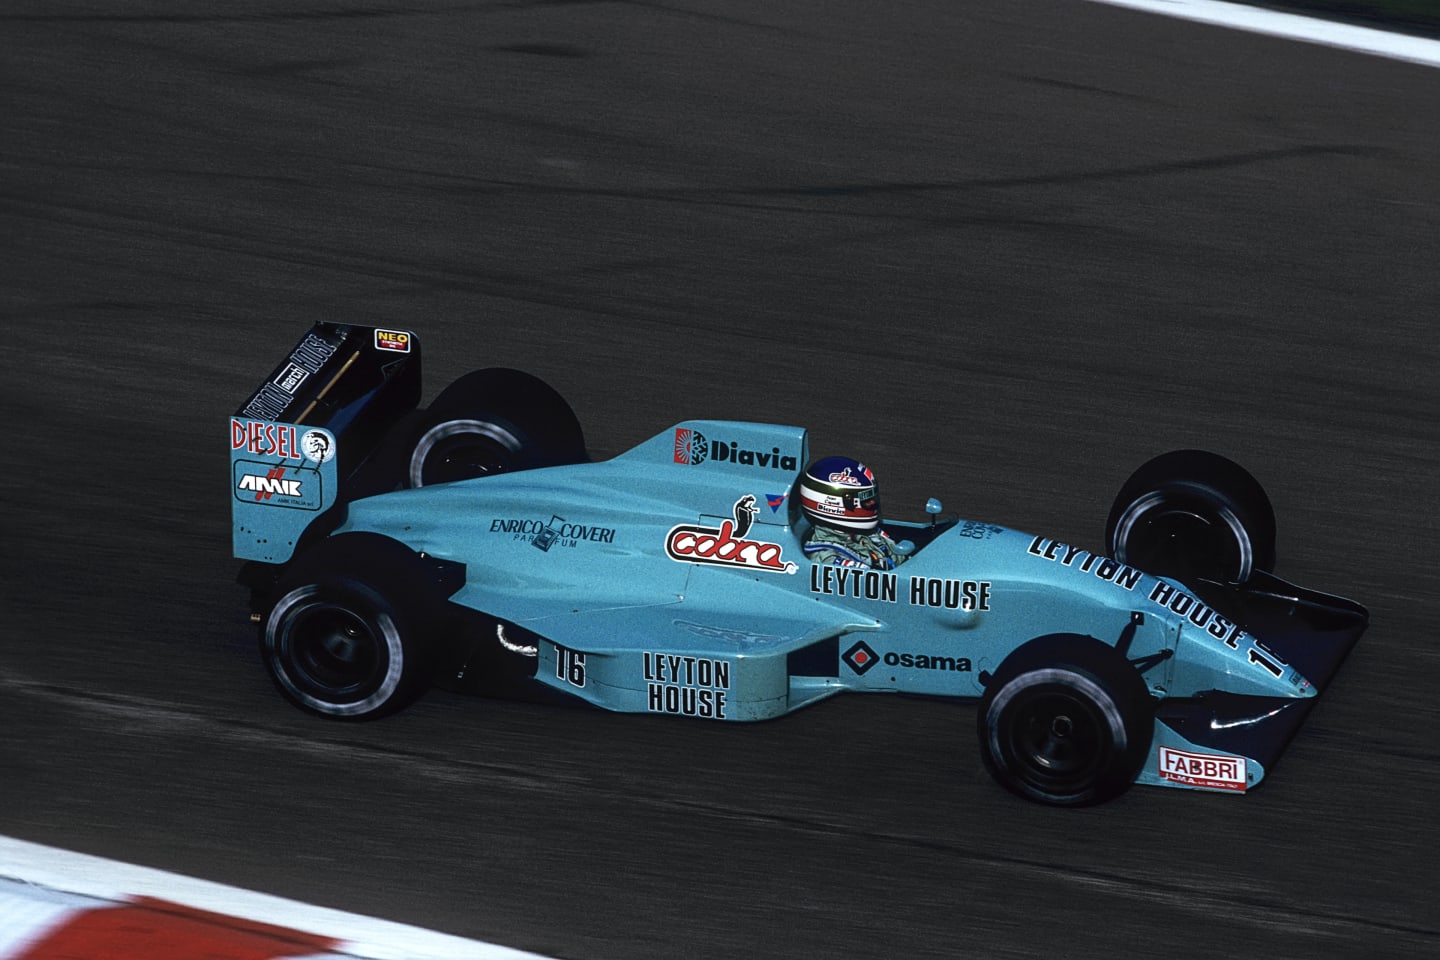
[978,636,1153,806]
[1106,449,1275,585]
[406,369,586,487]
[260,537,434,719]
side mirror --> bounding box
[925,497,943,523]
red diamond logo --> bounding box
[843,640,880,676]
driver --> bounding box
[799,456,907,570]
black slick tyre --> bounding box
[260,537,434,719]
[1106,449,1275,585]
[978,636,1153,806]
[406,368,585,488]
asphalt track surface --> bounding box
[2,2,1438,958]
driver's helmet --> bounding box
[799,456,881,531]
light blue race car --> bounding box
[231,324,1367,805]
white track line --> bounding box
[0,836,553,960]
[1082,0,1440,68]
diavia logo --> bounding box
[674,427,709,465]
[673,428,798,472]
[665,495,797,575]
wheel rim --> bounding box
[408,419,522,487]
[1004,686,1108,793]
[1112,490,1252,583]
[279,600,387,703]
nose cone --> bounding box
[1171,623,1317,699]
[1240,633,1317,699]
[1288,666,1318,698]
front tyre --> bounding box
[1106,449,1275,585]
[262,577,427,719]
[978,637,1152,806]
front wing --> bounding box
[1139,571,1368,793]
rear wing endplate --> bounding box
[230,323,422,563]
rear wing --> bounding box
[230,323,422,563]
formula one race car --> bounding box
[230,323,1367,805]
